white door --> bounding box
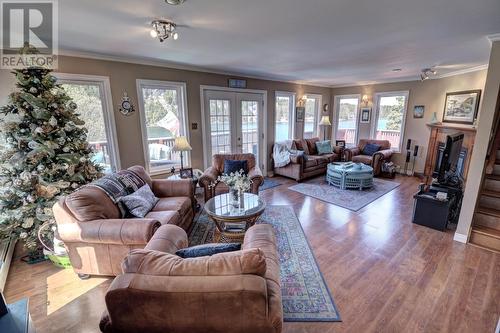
[203,90,264,169]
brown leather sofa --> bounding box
[53,165,195,277]
[99,223,282,333]
[344,139,393,176]
[272,137,341,181]
[199,153,264,201]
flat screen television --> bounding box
[437,133,464,184]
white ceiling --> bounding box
[59,0,500,87]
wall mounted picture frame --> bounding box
[413,105,425,119]
[296,106,305,122]
[228,78,247,89]
[360,107,371,123]
[442,90,481,125]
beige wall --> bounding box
[0,55,331,174]
[456,41,500,239]
[331,70,487,173]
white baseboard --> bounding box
[453,232,468,243]
[0,238,16,292]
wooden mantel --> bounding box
[423,123,477,185]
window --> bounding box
[137,80,189,174]
[334,95,360,147]
[304,94,322,139]
[274,91,295,142]
[56,74,120,173]
[372,91,409,152]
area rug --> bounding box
[288,177,400,211]
[259,178,282,191]
[189,205,341,322]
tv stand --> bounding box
[412,181,463,231]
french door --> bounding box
[203,90,264,169]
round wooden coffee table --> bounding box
[204,193,266,243]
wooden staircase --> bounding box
[470,115,500,252]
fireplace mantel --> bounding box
[423,123,477,185]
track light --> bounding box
[420,68,436,81]
[150,19,179,42]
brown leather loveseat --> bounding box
[273,137,341,181]
[344,139,393,176]
[100,223,283,333]
[199,153,264,201]
[53,165,195,277]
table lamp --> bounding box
[173,136,192,170]
[319,115,332,140]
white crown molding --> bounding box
[435,64,489,79]
[487,33,500,43]
[57,48,333,88]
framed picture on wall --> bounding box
[442,90,481,125]
[413,105,425,118]
[296,106,305,122]
[360,107,371,123]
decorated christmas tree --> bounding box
[0,46,102,250]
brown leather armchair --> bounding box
[199,153,264,201]
[344,139,393,176]
[99,223,283,333]
[53,166,195,278]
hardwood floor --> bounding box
[4,175,500,333]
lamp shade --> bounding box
[319,115,332,126]
[172,136,192,151]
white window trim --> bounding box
[275,91,296,141]
[136,79,190,175]
[333,94,361,148]
[54,73,121,172]
[304,93,322,138]
[371,90,409,153]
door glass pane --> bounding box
[376,95,406,150]
[336,98,359,147]
[141,87,183,170]
[241,100,258,158]
[62,83,114,173]
[304,97,318,139]
[275,96,290,141]
[209,99,231,154]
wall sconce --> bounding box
[362,94,370,106]
[297,94,308,106]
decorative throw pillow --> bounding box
[363,143,381,156]
[305,138,319,155]
[223,159,248,175]
[175,243,242,258]
[315,140,333,155]
[119,184,159,218]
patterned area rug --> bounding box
[289,176,400,211]
[189,205,341,322]
[259,178,282,191]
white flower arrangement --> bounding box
[217,169,252,192]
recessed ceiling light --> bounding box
[165,0,185,5]
[392,68,402,72]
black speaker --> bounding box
[406,151,411,162]
[413,145,419,156]
[406,139,412,150]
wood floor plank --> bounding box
[4,175,500,333]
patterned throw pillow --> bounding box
[315,140,333,155]
[175,243,242,258]
[119,184,159,218]
[362,143,381,156]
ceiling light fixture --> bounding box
[165,0,186,5]
[150,19,179,42]
[420,68,437,81]
[392,68,402,72]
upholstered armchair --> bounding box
[198,153,264,201]
[344,139,393,176]
[53,166,195,278]
[99,224,283,333]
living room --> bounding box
[0,0,499,332]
